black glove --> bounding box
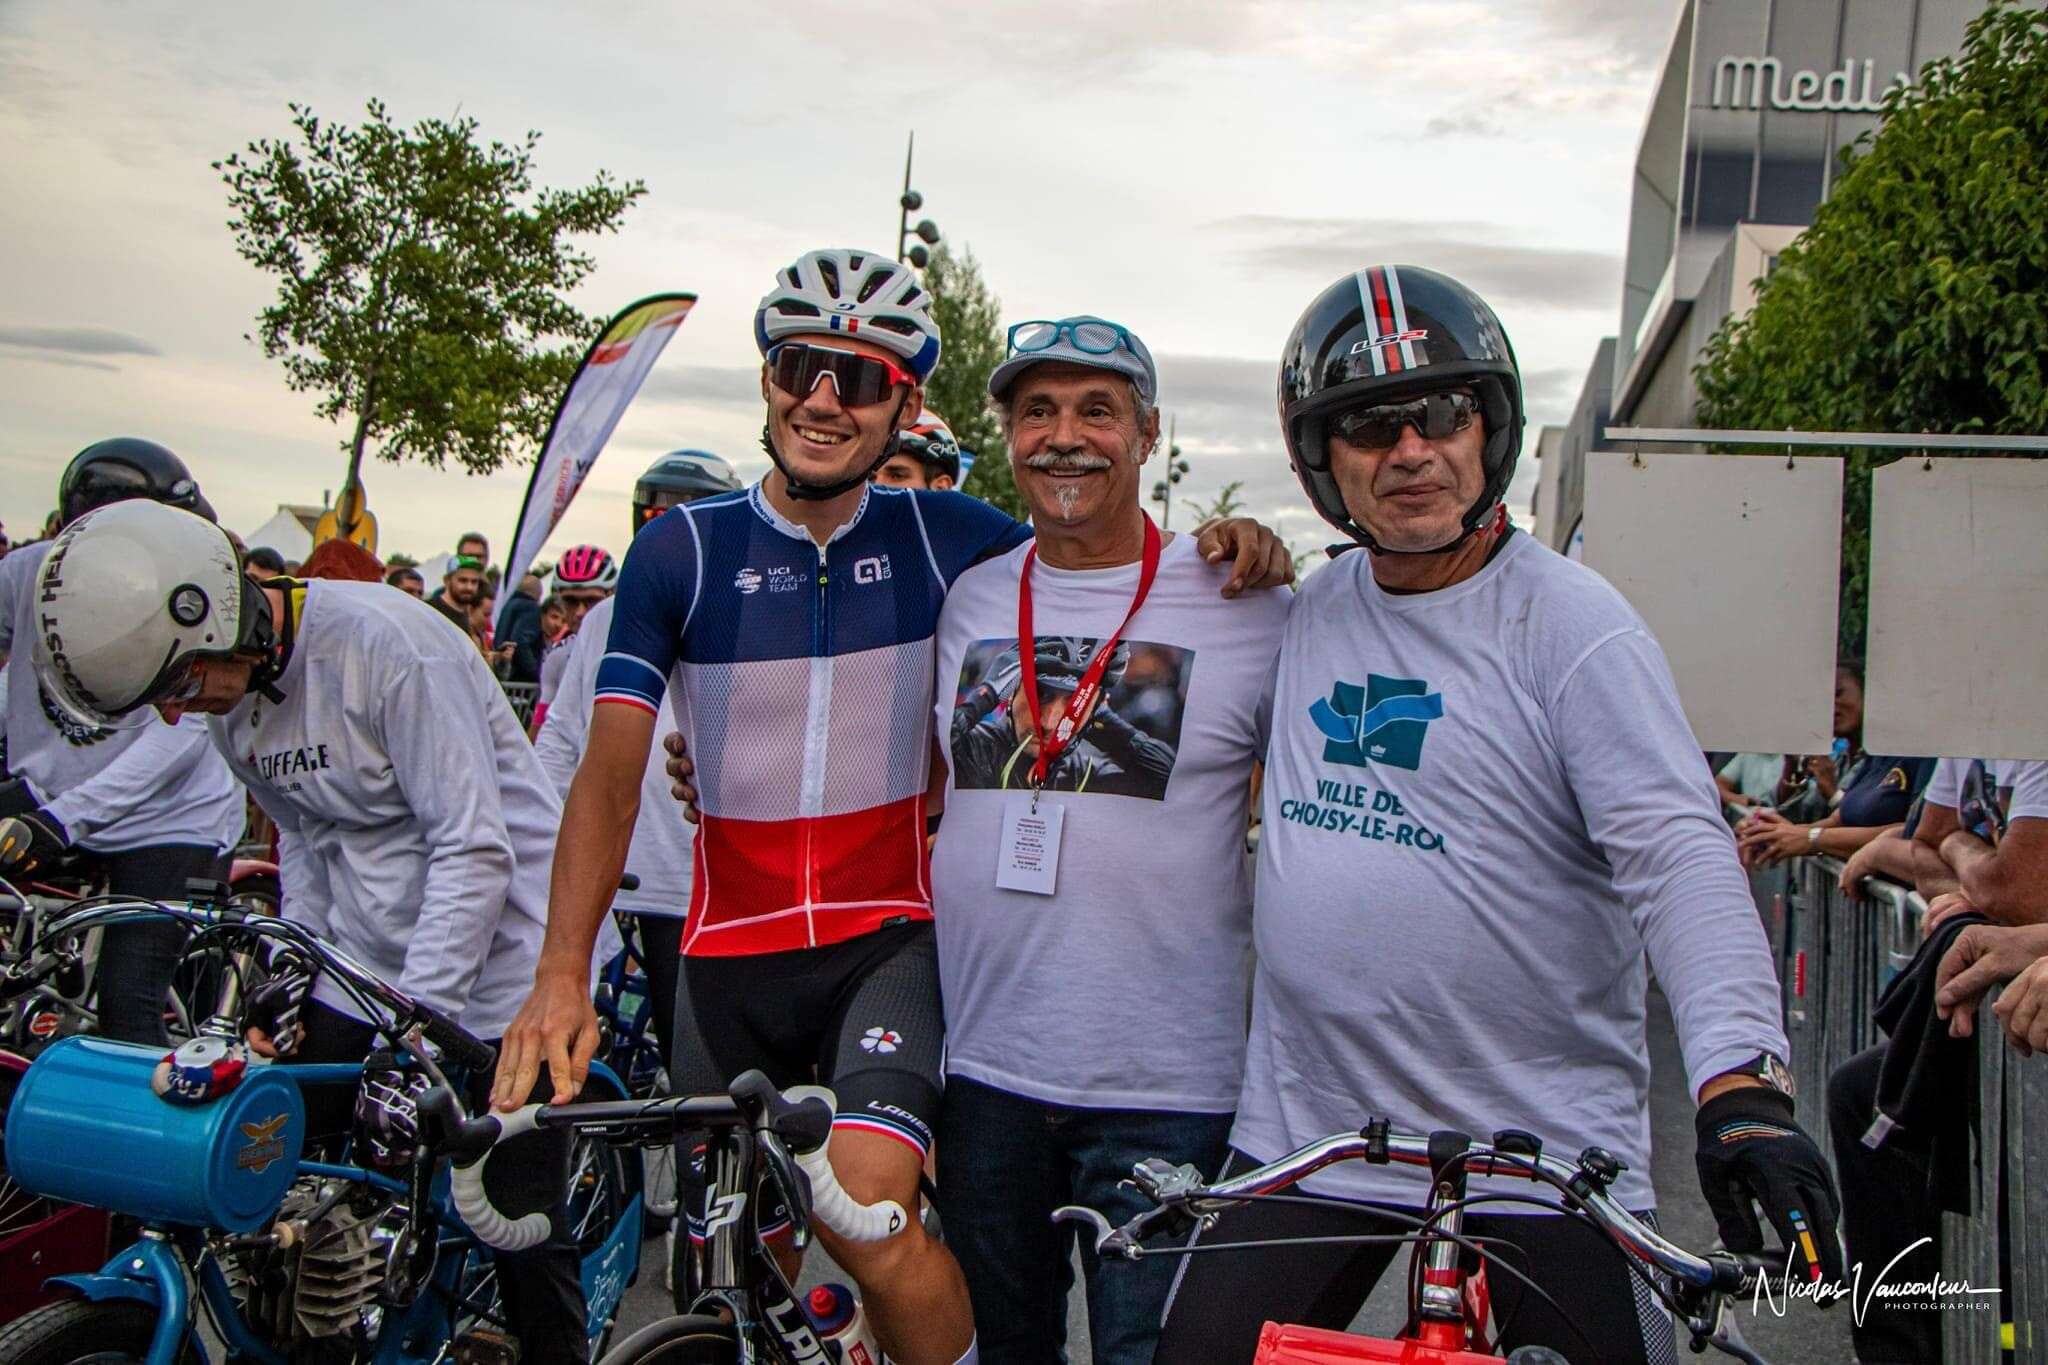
[1695,1086,1844,1289]
[0,779,40,820]
[0,808,71,873]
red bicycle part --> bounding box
[1254,1320,1502,1364]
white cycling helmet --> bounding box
[754,248,942,382]
[31,500,265,728]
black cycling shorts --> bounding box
[670,919,943,1159]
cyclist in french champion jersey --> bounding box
[1156,267,1842,1364]
[494,248,1287,1365]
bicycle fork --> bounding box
[692,1131,835,1364]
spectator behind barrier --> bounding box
[1826,760,2048,1364]
[1838,756,2005,903]
[384,565,425,598]
[1735,663,1931,868]
[431,552,487,643]
[298,538,385,583]
[538,593,566,646]
[1922,759,2048,937]
[496,573,546,684]
[1715,751,1784,807]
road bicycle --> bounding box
[456,1069,906,1363]
[0,898,642,1364]
[1056,1118,1780,1365]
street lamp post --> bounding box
[896,131,942,267]
[1150,417,1189,530]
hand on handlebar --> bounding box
[492,968,602,1110]
[1694,1087,1844,1291]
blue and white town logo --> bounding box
[1310,674,1444,771]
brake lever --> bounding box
[1049,1199,1190,1260]
[1050,1205,1121,1255]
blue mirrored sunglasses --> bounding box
[1006,319,1138,358]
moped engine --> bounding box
[222,1175,405,1356]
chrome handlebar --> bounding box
[1055,1120,1759,1297]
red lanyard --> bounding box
[1015,515,1162,790]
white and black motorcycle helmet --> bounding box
[32,501,273,729]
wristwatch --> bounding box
[1808,826,1823,849]
[1728,1051,1797,1098]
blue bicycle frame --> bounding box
[45,1058,641,1365]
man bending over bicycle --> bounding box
[494,248,1291,1365]
[29,500,595,1362]
[1154,268,1842,1364]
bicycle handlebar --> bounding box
[446,1073,910,1251]
[1057,1120,1764,1296]
[5,899,496,1071]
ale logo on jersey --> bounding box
[1310,674,1443,771]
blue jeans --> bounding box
[937,1075,1234,1365]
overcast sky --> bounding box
[0,0,1679,567]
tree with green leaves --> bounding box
[920,243,1026,520]
[217,99,646,501]
[1694,2,2048,655]
[1182,479,1246,527]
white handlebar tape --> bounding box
[784,1085,912,1244]
[450,1104,553,1252]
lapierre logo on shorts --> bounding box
[859,1026,902,1053]
[853,554,891,585]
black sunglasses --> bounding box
[1330,392,1480,450]
[767,342,914,408]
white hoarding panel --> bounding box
[1584,451,1842,753]
[1864,458,2048,760]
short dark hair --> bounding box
[246,546,287,574]
[386,566,424,588]
[456,532,489,554]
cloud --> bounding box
[1206,216,1621,312]
[0,326,162,358]
[636,363,761,409]
[0,352,119,373]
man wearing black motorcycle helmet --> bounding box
[0,438,240,1046]
[1157,267,1842,1364]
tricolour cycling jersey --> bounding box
[596,482,1027,956]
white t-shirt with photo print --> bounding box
[929,532,1289,1112]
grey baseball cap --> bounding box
[986,315,1157,408]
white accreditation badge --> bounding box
[995,792,1063,896]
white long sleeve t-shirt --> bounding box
[1237,533,1787,1210]
[531,595,694,918]
[206,580,565,1037]
[1,541,241,853]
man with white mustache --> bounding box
[925,316,1292,1364]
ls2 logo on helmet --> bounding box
[1310,674,1443,771]
[1350,328,1428,356]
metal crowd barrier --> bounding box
[1755,851,2045,1363]
[501,681,539,729]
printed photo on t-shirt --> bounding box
[948,635,1191,800]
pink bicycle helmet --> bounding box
[550,544,619,594]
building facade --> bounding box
[1536,0,1988,550]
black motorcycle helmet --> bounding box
[58,438,212,528]
[632,450,742,537]
[1277,266,1523,553]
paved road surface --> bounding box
[613,985,1855,1362]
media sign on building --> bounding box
[1539,0,1987,551]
